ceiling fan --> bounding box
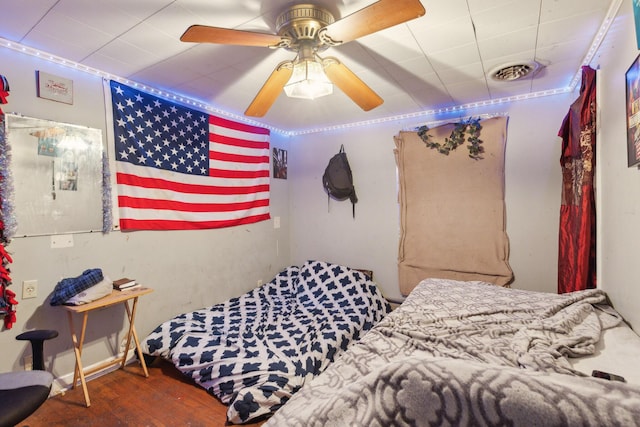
[180,0,426,117]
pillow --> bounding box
[65,275,113,305]
[49,268,104,306]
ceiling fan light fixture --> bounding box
[284,59,333,100]
[182,0,426,115]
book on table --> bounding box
[113,278,137,290]
[115,283,141,291]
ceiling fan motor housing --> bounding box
[276,4,335,52]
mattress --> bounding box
[265,278,640,426]
[569,317,640,386]
[141,260,390,424]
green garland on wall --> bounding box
[417,117,484,160]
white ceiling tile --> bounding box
[467,0,532,14]
[151,46,232,75]
[482,50,537,74]
[141,3,208,41]
[388,57,436,83]
[446,78,492,105]
[174,0,269,29]
[539,0,611,23]
[131,64,206,93]
[535,39,591,66]
[358,38,423,64]
[477,27,539,60]
[410,86,455,110]
[23,12,114,60]
[432,62,486,84]
[412,15,478,53]
[397,74,438,93]
[117,23,188,60]
[471,1,541,41]
[0,0,58,41]
[411,0,469,28]
[385,91,425,110]
[51,0,160,36]
[426,43,482,70]
[85,38,164,76]
[537,10,606,48]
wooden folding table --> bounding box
[61,287,153,407]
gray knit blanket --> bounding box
[265,279,640,426]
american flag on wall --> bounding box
[109,81,270,231]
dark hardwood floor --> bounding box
[21,358,267,426]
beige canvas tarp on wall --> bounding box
[394,116,513,295]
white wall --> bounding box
[593,0,640,332]
[0,48,291,377]
[289,93,574,302]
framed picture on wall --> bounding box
[36,71,73,104]
[625,53,640,167]
[273,147,287,179]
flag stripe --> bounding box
[210,115,270,135]
[117,205,269,222]
[110,80,271,231]
[209,168,270,179]
[118,195,269,213]
[211,151,270,164]
[119,214,272,231]
[210,132,270,150]
[116,171,269,196]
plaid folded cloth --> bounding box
[50,268,104,306]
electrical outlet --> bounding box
[22,280,38,299]
[257,279,263,287]
[50,234,74,248]
[23,355,33,371]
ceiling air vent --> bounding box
[490,61,541,81]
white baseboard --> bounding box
[50,351,138,397]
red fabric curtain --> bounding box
[557,66,597,294]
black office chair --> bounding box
[0,329,58,427]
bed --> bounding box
[265,278,640,426]
[140,260,390,424]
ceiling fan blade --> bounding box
[181,25,284,47]
[245,62,293,117]
[324,58,383,112]
[323,0,425,44]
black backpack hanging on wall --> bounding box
[323,145,358,217]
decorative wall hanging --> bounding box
[273,148,288,179]
[36,71,73,105]
[0,74,9,114]
[0,76,17,328]
[634,0,640,50]
[558,66,597,294]
[417,117,484,160]
[625,53,640,168]
[394,116,513,295]
[108,80,270,231]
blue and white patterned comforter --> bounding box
[141,260,390,424]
